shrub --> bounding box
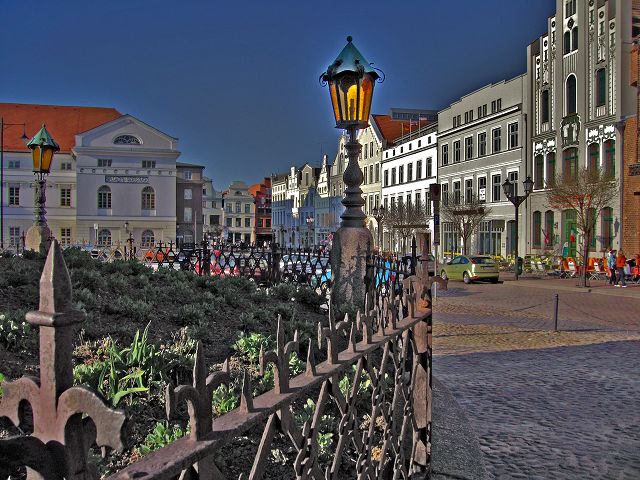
[211,383,239,416]
[0,311,33,351]
[103,296,151,320]
[232,332,272,365]
[138,421,187,456]
[0,373,5,397]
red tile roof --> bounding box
[371,114,431,145]
[0,103,122,153]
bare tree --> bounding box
[383,201,429,254]
[439,193,492,255]
[546,167,618,287]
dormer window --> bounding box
[113,134,142,145]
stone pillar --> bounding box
[330,126,372,311]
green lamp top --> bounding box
[323,36,380,80]
[27,124,60,151]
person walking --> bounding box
[615,250,627,287]
[608,249,617,285]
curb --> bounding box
[430,376,488,480]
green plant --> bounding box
[211,384,239,416]
[294,398,335,460]
[0,373,5,397]
[0,312,33,351]
[232,332,272,365]
[138,421,187,455]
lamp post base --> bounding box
[329,226,372,313]
[25,225,51,255]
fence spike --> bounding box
[239,369,254,413]
[306,340,317,377]
[349,322,358,352]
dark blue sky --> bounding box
[1,0,554,189]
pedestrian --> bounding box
[615,250,627,288]
[607,249,617,285]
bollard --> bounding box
[553,293,559,332]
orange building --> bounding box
[249,177,272,245]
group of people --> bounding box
[607,249,635,287]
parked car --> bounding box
[440,255,499,284]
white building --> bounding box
[381,124,438,254]
[202,176,224,240]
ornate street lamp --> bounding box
[372,205,385,251]
[502,175,533,280]
[25,124,59,252]
[321,36,383,308]
[306,215,315,247]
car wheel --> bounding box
[490,277,499,284]
[463,271,471,284]
[440,270,448,281]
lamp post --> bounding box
[322,36,382,307]
[306,215,315,248]
[25,125,59,253]
[1,118,28,249]
[124,221,135,260]
[372,205,385,252]
[502,175,534,280]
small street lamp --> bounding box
[124,221,135,260]
[502,175,534,280]
[25,124,59,252]
[306,215,315,247]
[372,205,385,251]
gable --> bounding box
[75,115,178,151]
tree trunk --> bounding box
[581,230,590,288]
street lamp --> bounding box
[25,124,59,252]
[306,215,315,247]
[1,118,28,249]
[372,205,385,251]
[502,175,533,280]
[321,36,382,308]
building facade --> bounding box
[381,125,438,254]
[438,75,528,258]
[270,172,291,246]
[1,103,180,250]
[202,177,224,241]
[249,177,272,246]
[525,0,636,259]
[223,181,254,244]
[357,122,383,242]
[176,163,204,246]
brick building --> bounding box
[249,177,272,246]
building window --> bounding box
[535,155,544,189]
[245,218,251,227]
[98,185,111,209]
[363,146,367,159]
[453,181,461,205]
[60,187,71,207]
[384,169,389,187]
[375,163,380,182]
[443,222,460,255]
[8,160,20,169]
[426,157,433,178]
[492,128,501,153]
[604,139,615,178]
[98,158,112,168]
[441,183,449,206]
[453,140,461,163]
[601,207,613,250]
[544,210,555,247]
[478,132,487,156]
[235,202,241,213]
[184,188,192,200]
[210,215,220,225]
[141,230,155,247]
[183,170,192,180]
[571,27,578,52]
[113,135,141,145]
[492,174,502,202]
[541,90,550,123]
[97,229,112,246]
[563,147,578,181]
[8,186,19,206]
[235,218,241,227]
[588,143,600,173]
[546,152,556,185]
[533,211,542,248]
[184,207,193,222]
[478,177,487,203]
[416,160,423,179]
[245,204,251,213]
[407,163,413,182]
[370,142,374,157]
[142,186,156,210]
[399,165,404,183]
[9,227,20,247]
[595,68,606,107]
[442,144,449,165]
[142,160,156,169]
[565,0,576,17]
[257,218,263,228]
[508,123,519,149]
[563,31,571,55]
[566,75,577,115]
[369,165,373,184]
[464,137,473,160]
[60,161,72,171]
[465,179,473,204]
[226,218,232,227]
[391,168,397,185]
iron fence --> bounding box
[0,240,432,480]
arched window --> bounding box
[566,75,577,115]
[541,90,550,123]
[113,135,141,145]
[97,229,111,246]
[141,230,155,247]
[533,211,542,248]
[603,139,615,178]
[571,27,578,52]
[588,143,600,173]
[98,186,111,209]
[544,210,555,247]
[563,147,578,181]
[595,68,606,107]
[141,186,155,210]
[601,207,613,250]
[563,31,571,54]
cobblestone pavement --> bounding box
[435,341,640,479]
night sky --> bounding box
[1,0,554,189]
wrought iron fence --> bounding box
[0,240,432,480]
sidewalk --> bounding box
[500,273,640,298]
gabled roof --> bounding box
[0,103,122,153]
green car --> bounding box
[441,255,499,284]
